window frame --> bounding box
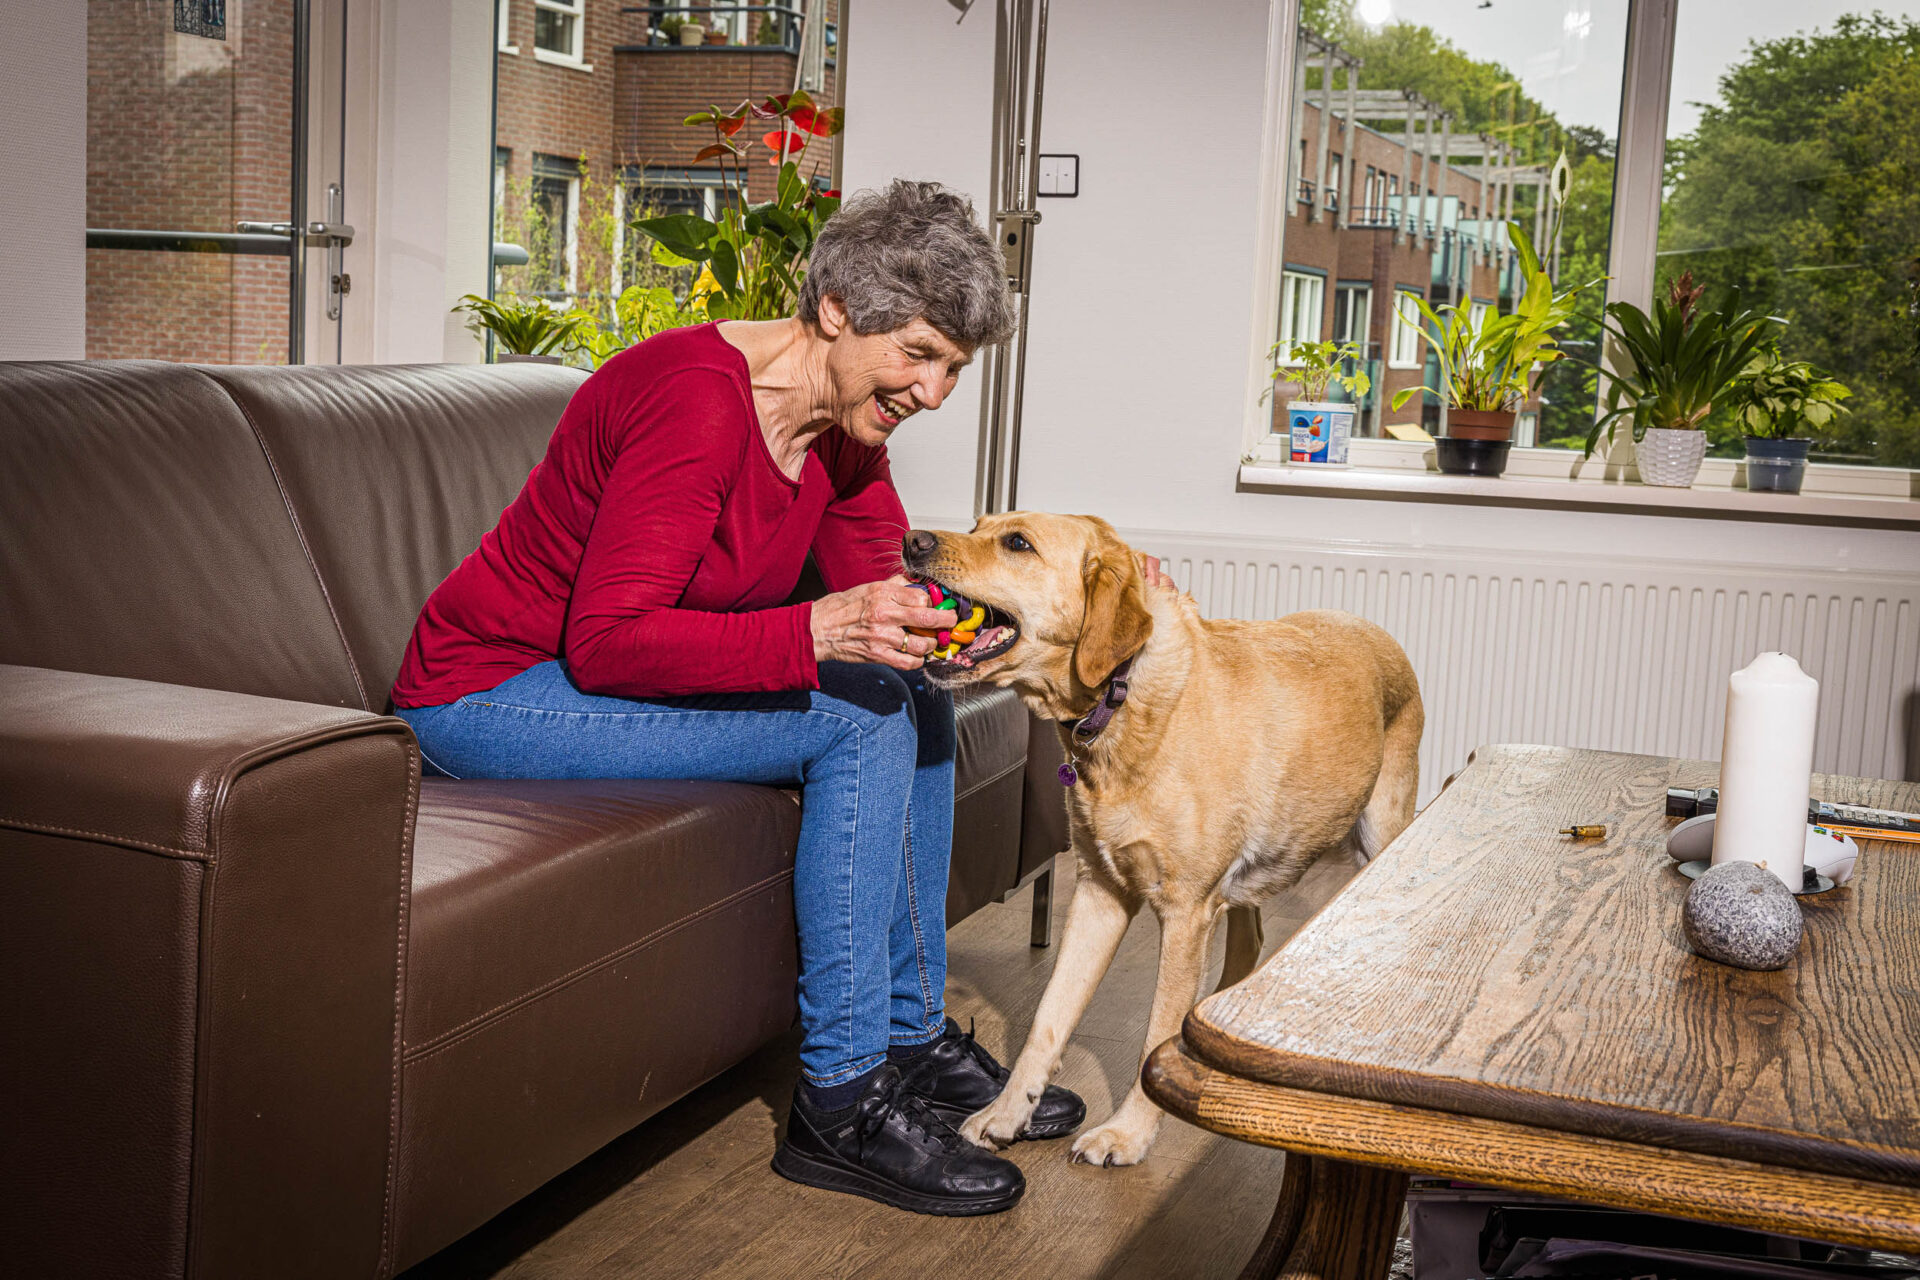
[1276,268,1327,363]
[532,0,589,69]
[1240,0,1920,494]
[498,0,518,54]
[1387,289,1424,370]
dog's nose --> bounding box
[903,529,938,562]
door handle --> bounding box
[305,221,355,247]
[236,220,298,236]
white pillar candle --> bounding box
[1712,652,1819,890]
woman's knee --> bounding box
[815,661,918,726]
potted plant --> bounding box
[1268,339,1370,466]
[703,22,730,45]
[677,20,706,46]
[1581,272,1780,488]
[656,13,687,44]
[561,283,708,369]
[1390,193,1596,477]
[452,293,581,363]
[638,91,844,320]
[1726,346,1850,494]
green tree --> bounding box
[1659,14,1920,466]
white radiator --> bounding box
[1131,530,1920,804]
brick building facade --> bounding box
[85,0,294,363]
[1274,96,1535,437]
[493,0,837,300]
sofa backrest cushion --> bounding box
[202,363,586,711]
[0,361,366,707]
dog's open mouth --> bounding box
[911,577,1021,671]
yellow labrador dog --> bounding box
[903,513,1422,1167]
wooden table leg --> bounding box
[1238,1154,1408,1280]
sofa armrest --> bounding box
[1,665,418,1279]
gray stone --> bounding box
[1683,861,1804,971]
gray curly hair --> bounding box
[797,180,1015,349]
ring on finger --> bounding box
[898,632,911,653]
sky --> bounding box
[1354,0,1920,138]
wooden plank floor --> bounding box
[401,854,1363,1280]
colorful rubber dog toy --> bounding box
[907,578,983,661]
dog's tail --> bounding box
[1354,691,1423,862]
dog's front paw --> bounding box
[1069,1118,1156,1168]
[960,1095,1033,1150]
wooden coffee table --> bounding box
[1144,744,1920,1279]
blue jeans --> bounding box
[393,660,954,1086]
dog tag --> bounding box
[1058,762,1078,787]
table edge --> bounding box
[1144,1036,1920,1253]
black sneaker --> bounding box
[772,1065,1025,1216]
[900,1018,1086,1141]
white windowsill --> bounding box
[499,43,520,55]
[533,48,593,72]
[1239,438,1920,531]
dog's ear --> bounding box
[1075,528,1153,688]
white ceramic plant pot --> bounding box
[1635,427,1709,488]
[678,22,706,45]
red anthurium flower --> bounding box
[717,114,746,137]
[821,189,841,199]
[761,129,807,153]
[788,106,835,137]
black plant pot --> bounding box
[1435,437,1511,477]
[1744,436,1812,494]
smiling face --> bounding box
[816,295,975,446]
[901,512,1153,712]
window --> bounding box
[1250,4,1629,464]
[533,0,585,65]
[498,0,517,53]
[1278,270,1326,357]
[529,155,581,296]
[1389,291,1423,369]
[1654,5,1920,469]
[1333,284,1371,350]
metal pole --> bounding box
[1340,58,1359,230]
[1287,38,1309,217]
[1477,135,1490,268]
[1311,43,1334,223]
[291,0,310,363]
[1415,101,1433,246]
[1003,0,1048,512]
[1397,94,1414,244]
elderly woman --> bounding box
[388,181,1080,1216]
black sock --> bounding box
[887,1034,944,1064]
[801,1061,887,1114]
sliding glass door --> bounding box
[84,0,348,363]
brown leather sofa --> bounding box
[0,360,1066,1279]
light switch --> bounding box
[1037,153,1078,197]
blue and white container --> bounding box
[1287,400,1357,466]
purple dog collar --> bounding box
[1058,656,1135,787]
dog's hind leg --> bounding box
[960,859,1138,1150]
[1214,904,1265,992]
[1070,896,1218,1167]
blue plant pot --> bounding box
[1744,436,1812,494]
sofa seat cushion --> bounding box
[404,777,801,1055]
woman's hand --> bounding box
[811,576,959,670]
[1138,553,1177,594]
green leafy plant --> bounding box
[756,12,784,44]
[1580,271,1782,455]
[636,90,844,321]
[1390,207,1599,414]
[656,13,687,43]
[1267,339,1370,403]
[1727,345,1852,440]
[562,284,708,369]
[453,293,582,357]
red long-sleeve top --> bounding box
[389,324,908,708]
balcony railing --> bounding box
[621,4,833,55]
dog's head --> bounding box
[902,513,1153,709]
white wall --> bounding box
[0,0,86,360]
[349,0,495,364]
[840,0,1000,520]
